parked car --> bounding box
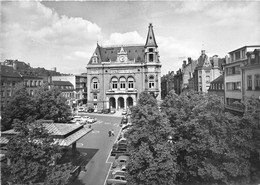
[121,110,127,115]
[110,147,128,156]
[78,107,85,112]
[110,110,116,114]
[87,117,95,124]
[88,108,94,113]
[103,109,110,114]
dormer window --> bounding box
[92,57,98,63]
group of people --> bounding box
[108,129,114,137]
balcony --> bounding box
[106,89,138,95]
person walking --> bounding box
[111,129,115,137]
[108,129,111,137]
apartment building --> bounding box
[224,45,260,113]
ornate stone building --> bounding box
[86,23,161,111]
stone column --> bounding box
[124,96,127,109]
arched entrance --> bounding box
[109,97,116,109]
[126,97,133,107]
[118,97,125,109]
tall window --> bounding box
[199,76,202,83]
[247,75,252,90]
[149,75,155,89]
[128,77,134,89]
[255,74,260,90]
[93,94,97,101]
[92,78,99,89]
[206,76,210,83]
[120,77,126,89]
[111,77,118,89]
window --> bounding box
[93,94,97,101]
[242,50,245,59]
[226,82,241,91]
[92,78,99,89]
[111,78,118,89]
[34,81,37,87]
[38,81,42,86]
[206,76,210,83]
[30,80,33,87]
[149,48,154,52]
[247,75,252,90]
[251,54,256,64]
[149,54,154,62]
[12,81,15,86]
[120,78,126,89]
[128,77,134,89]
[1,81,4,86]
[235,51,241,60]
[1,91,4,97]
[255,74,260,90]
[199,76,202,83]
[92,57,98,63]
[149,75,155,89]
[226,65,240,75]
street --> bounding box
[69,113,122,185]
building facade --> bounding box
[224,45,260,113]
[208,74,224,100]
[173,69,183,95]
[242,49,260,100]
[52,75,88,106]
[86,24,161,111]
[182,58,197,91]
[193,50,224,93]
[161,71,174,99]
[0,65,23,110]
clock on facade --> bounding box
[119,55,126,62]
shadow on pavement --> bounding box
[77,148,99,166]
[67,148,99,185]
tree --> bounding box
[33,84,72,123]
[161,90,260,185]
[125,92,178,185]
[3,120,73,185]
[1,84,36,131]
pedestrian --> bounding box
[111,129,114,137]
[108,129,111,137]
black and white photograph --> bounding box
[1,1,260,185]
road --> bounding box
[69,113,122,185]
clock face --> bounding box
[119,56,126,62]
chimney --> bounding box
[213,55,219,67]
[188,58,192,64]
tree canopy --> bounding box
[3,120,73,185]
[1,83,72,131]
[126,90,260,185]
[125,92,177,185]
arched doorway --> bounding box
[118,97,125,109]
[126,97,133,107]
[109,97,116,109]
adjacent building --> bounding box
[0,65,23,110]
[86,23,161,111]
[224,45,260,113]
[52,75,88,107]
[193,51,224,93]
[182,58,197,91]
[242,49,260,100]
[161,71,174,99]
[173,68,183,95]
[208,74,224,100]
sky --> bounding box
[1,1,260,75]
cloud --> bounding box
[1,1,102,74]
[103,31,145,46]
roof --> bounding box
[89,45,145,64]
[0,123,92,147]
[228,45,260,54]
[145,23,158,47]
[52,81,74,86]
[0,65,22,78]
[210,75,224,84]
